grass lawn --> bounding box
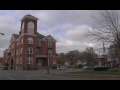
[59,68,120,79]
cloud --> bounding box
[0,10,106,56]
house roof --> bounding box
[13,34,19,39]
[4,49,8,53]
[37,32,45,39]
[42,34,57,42]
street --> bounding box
[0,68,80,80]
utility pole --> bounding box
[47,37,51,74]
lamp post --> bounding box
[47,37,51,74]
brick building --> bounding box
[3,14,59,70]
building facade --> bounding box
[3,14,59,70]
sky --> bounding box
[0,10,107,57]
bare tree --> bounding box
[88,10,120,54]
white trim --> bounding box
[37,60,42,66]
[41,35,57,42]
[16,38,20,41]
[53,59,56,64]
[26,57,33,64]
[21,38,23,44]
[16,58,19,64]
[21,48,23,54]
[20,58,22,64]
[19,33,37,38]
[27,37,33,44]
[27,47,33,54]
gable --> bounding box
[41,35,57,42]
[10,34,19,43]
[10,34,15,43]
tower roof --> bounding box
[21,14,38,21]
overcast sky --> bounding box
[0,10,106,57]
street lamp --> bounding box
[0,33,4,35]
[47,37,51,74]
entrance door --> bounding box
[37,60,42,66]
[11,59,13,69]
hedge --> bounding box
[94,67,110,71]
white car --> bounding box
[82,66,93,71]
[57,66,67,70]
[94,65,100,68]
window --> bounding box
[21,48,22,54]
[17,41,18,45]
[27,47,33,54]
[19,49,21,55]
[48,42,52,48]
[36,49,41,55]
[27,37,33,44]
[53,59,56,64]
[37,60,42,65]
[48,50,52,56]
[13,51,15,56]
[12,43,14,49]
[37,41,41,46]
[21,38,23,44]
[26,57,33,64]
[16,58,19,64]
[22,22,24,34]
[27,22,34,35]
[20,58,22,64]
[16,50,18,55]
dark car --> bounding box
[3,63,8,70]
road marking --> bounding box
[6,76,15,80]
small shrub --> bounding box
[94,67,109,71]
[51,65,57,69]
[77,64,83,68]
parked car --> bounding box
[57,65,67,70]
[3,65,8,70]
[94,65,100,68]
[82,66,93,71]
[3,63,8,70]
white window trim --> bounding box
[53,59,56,64]
[27,57,33,64]
[21,48,22,54]
[16,58,19,64]
[27,22,34,35]
[48,50,52,56]
[16,50,18,55]
[20,58,22,64]
[27,37,33,44]
[27,47,33,54]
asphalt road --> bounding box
[0,68,80,80]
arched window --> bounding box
[27,22,34,35]
[27,37,33,44]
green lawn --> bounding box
[63,68,120,78]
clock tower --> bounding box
[20,14,39,69]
